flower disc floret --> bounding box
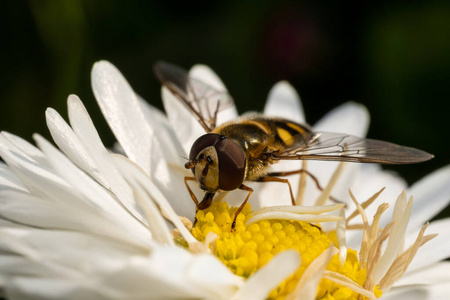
[192,200,368,299]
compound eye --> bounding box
[189,134,222,162]
[215,138,246,191]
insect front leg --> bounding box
[184,176,199,206]
[232,184,253,230]
[185,177,217,227]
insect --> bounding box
[154,61,433,229]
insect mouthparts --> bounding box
[202,163,209,176]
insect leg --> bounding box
[184,176,199,206]
[264,170,340,203]
[198,192,215,210]
[257,176,296,205]
[232,184,253,230]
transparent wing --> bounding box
[273,132,434,164]
[154,61,234,132]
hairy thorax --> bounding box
[213,116,285,181]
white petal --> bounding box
[65,95,147,225]
[162,86,205,155]
[405,218,450,272]
[264,81,305,123]
[137,97,196,219]
[102,247,218,299]
[4,277,105,300]
[217,105,240,127]
[0,190,150,248]
[111,154,196,244]
[337,208,347,265]
[0,230,41,260]
[138,97,185,164]
[380,286,432,300]
[33,134,112,208]
[348,165,450,250]
[0,162,26,192]
[162,64,239,155]
[46,107,106,185]
[109,154,174,245]
[1,228,146,273]
[187,254,242,299]
[1,132,48,167]
[313,102,369,136]
[254,82,306,206]
[300,162,360,208]
[348,165,407,225]
[383,283,450,300]
[33,134,150,241]
[250,170,298,209]
[298,102,370,206]
[189,64,239,125]
[345,166,408,248]
[3,235,231,299]
[394,261,450,286]
[234,250,300,300]
[372,193,413,283]
[91,60,153,174]
[46,100,147,225]
[291,247,338,300]
[0,255,50,281]
[416,283,450,300]
[0,138,85,208]
[407,165,450,230]
[190,64,227,91]
[111,137,195,220]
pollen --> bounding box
[192,200,372,299]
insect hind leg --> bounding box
[257,176,296,205]
[260,169,340,204]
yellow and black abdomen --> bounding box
[260,117,312,150]
[213,115,312,181]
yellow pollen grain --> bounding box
[191,201,371,299]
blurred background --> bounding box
[1,1,449,216]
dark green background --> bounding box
[1,1,449,217]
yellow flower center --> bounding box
[192,200,374,299]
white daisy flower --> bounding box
[0,60,448,300]
[0,95,302,300]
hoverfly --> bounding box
[154,61,433,229]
